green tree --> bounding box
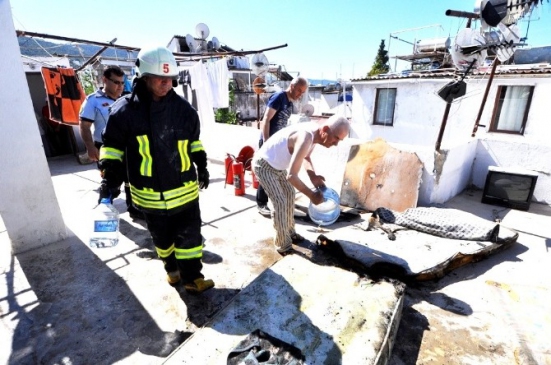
[367,40,390,77]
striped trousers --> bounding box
[253,158,296,252]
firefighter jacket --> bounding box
[99,82,207,216]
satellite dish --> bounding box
[185,34,199,53]
[251,52,269,76]
[211,37,220,50]
[195,23,210,40]
[301,104,314,117]
[451,28,488,70]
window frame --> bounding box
[489,85,534,135]
[373,88,397,126]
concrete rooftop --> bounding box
[1,147,551,364]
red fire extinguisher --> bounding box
[232,161,245,196]
[251,168,259,189]
[224,154,234,185]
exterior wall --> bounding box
[306,89,341,116]
[472,140,551,204]
[0,0,67,253]
[349,74,551,205]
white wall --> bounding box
[472,139,551,204]
[0,0,67,253]
[348,74,551,205]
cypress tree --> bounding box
[368,40,390,77]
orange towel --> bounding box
[41,67,86,126]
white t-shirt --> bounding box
[254,122,317,170]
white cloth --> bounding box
[206,59,229,108]
[188,62,215,129]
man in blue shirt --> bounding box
[79,66,142,219]
[79,66,125,161]
[256,77,308,217]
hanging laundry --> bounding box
[189,62,215,128]
[206,58,229,108]
[41,67,86,126]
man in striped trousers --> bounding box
[252,116,350,254]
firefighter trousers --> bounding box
[144,202,204,283]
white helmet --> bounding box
[135,46,178,78]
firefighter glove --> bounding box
[98,183,120,204]
[198,169,210,189]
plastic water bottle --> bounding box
[308,187,341,226]
[89,198,120,248]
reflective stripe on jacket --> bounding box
[100,89,206,215]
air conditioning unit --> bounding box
[227,57,236,68]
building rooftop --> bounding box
[1,126,550,364]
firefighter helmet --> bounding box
[135,46,178,78]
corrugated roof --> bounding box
[352,64,551,82]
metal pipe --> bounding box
[76,38,117,72]
[16,30,139,51]
[471,59,500,137]
[435,59,476,151]
[445,9,480,19]
[17,30,288,62]
[435,101,452,152]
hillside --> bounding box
[18,36,137,64]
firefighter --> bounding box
[98,46,214,294]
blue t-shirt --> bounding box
[266,91,293,137]
[79,89,116,143]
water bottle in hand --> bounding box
[89,198,120,248]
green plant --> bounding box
[77,68,96,95]
[215,81,238,124]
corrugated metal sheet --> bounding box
[352,64,551,82]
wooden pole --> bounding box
[257,94,260,129]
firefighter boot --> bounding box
[167,271,181,286]
[184,278,215,294]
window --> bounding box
[373,88,396,126]
[490,85,534,134]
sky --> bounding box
[9,0,551,81]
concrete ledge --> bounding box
[163,255,405,365]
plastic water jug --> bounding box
[308,187,341,226]
[89,199,120,248]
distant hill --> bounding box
[308,78,336,86]
[18,36,137,67]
